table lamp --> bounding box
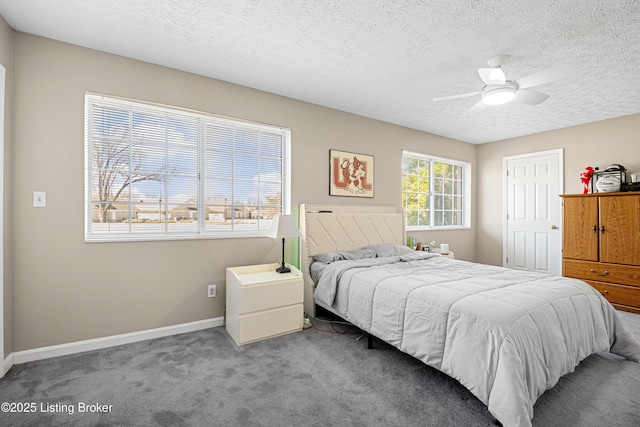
[268,214,301,273]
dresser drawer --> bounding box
[585,280,640,309]
[238,279,303,314]
[563,259,640,287]
[237,304,303,345]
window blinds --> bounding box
[85,93,291,241]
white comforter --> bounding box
[313,252,640,427]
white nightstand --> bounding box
[226,263,304,346]
[433,249,455,259]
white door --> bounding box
[503,149,563,275]
[0,65,5,376]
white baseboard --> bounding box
[10,317,224,366]
[3,352,14,377]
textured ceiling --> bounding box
[1,0,639,144]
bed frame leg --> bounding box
[367,333,373,349]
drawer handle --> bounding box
[589,268,609,277]
[602,290,609,295]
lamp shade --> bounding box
[267,215,301,239]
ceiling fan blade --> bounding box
[516,64,576,89]
[433,91,481,102]
[468,99,487,113]
[513,89,550,105]
[478,67,506,85]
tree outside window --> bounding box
[402,151,469,229]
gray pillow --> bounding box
[313,248,377,263]
[363,243,414,257]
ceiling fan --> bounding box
[433,55,575,111]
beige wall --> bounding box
[0,16,13,359]
[9,25,637,355]
[10,32,476,352]
[476,114,640,267]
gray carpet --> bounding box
[1,310,639,427]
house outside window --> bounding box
[85,93,291,241]
[402,150,471,230]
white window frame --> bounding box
[85,93,291,242]
[402,150,471,230]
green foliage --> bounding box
[402,156,464,227]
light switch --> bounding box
[33,191,46,208]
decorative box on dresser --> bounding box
[561,192,640,313]
[226,263,304,346]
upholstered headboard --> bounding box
[299,204,405,316]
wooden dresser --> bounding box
[561,192,640,313]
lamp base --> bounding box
[276,264,291,274]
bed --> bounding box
[299,204,640,427]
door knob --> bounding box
[551,225,558,229]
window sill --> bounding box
[405,226,471,232]
[85,233,271,243]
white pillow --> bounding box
[313,248,377,263]
[363,244,414,257]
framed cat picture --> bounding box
[329,150,374,198]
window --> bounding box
[402,150,471,229]
[85,94,291,241]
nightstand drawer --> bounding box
[237,304,303,345]
[238,279,303,314]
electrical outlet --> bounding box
[207,284,217,298]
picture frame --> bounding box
[329,149,374,198]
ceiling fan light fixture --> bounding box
[482,86,516,105]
